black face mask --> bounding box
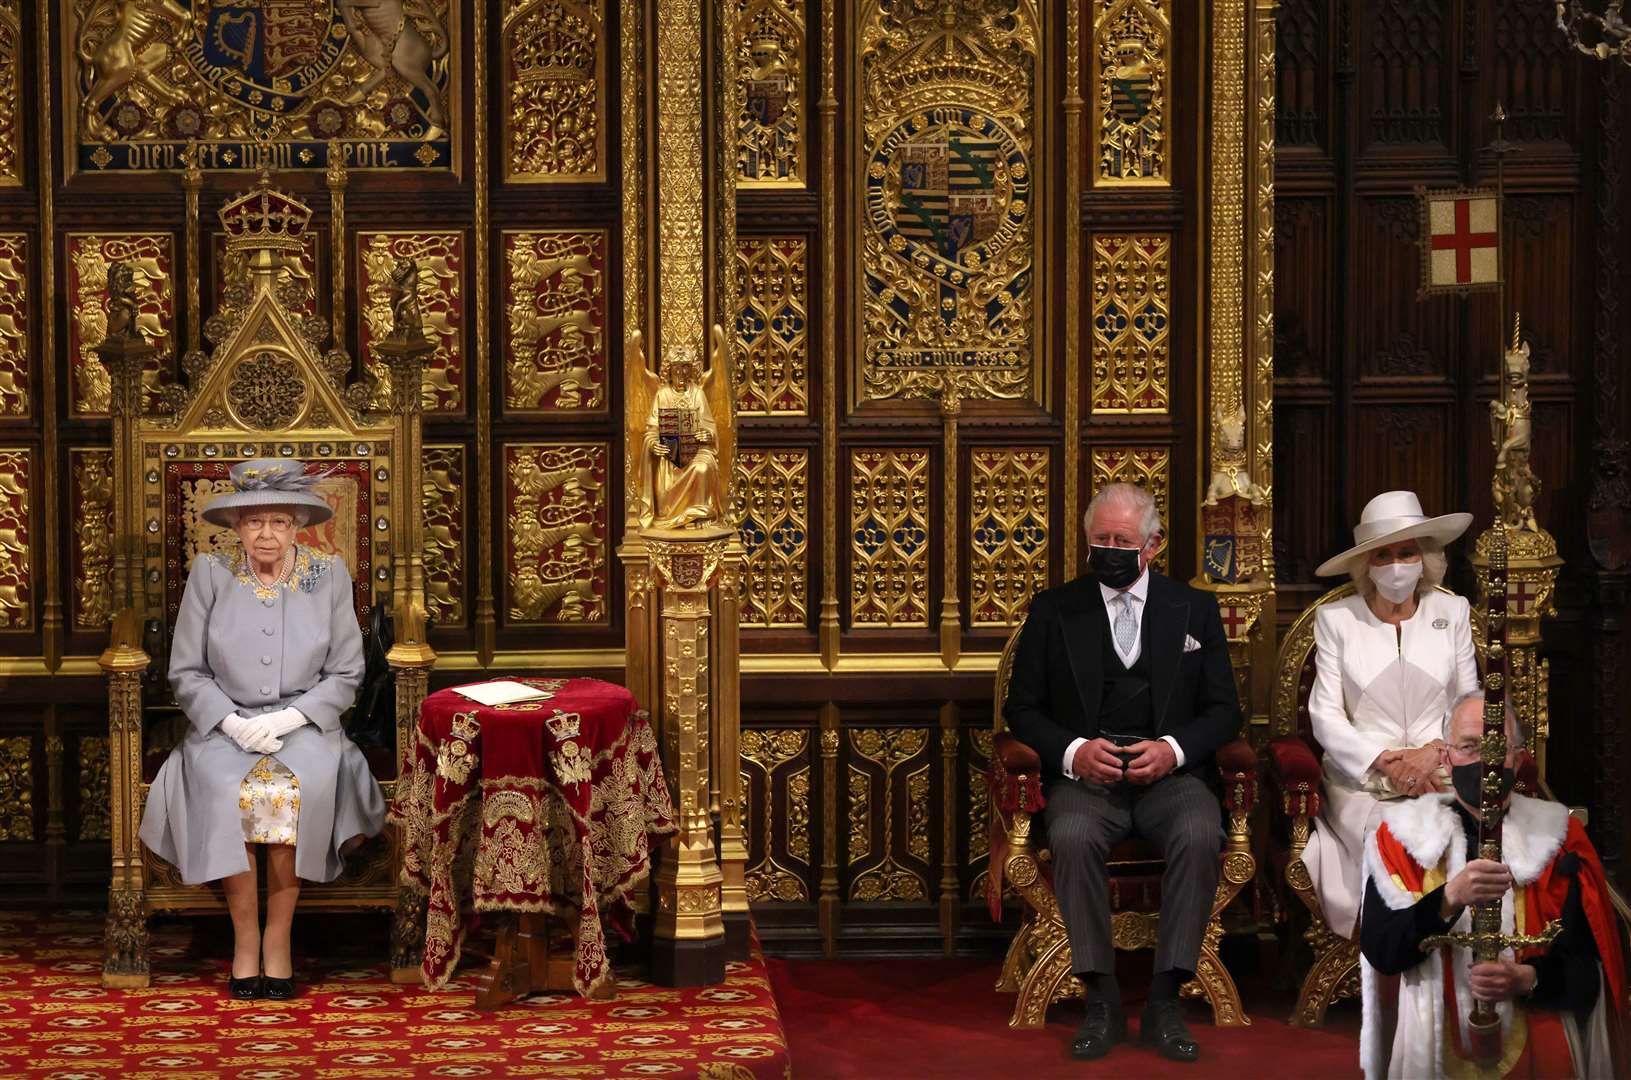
[1091,545,1144,589]
[1451,760,1516,809]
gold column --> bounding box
[818,702,840,956]
[95,312,157,989]
[326,142,347,350]
[715,543,751,958]
[937,703,959,954]
[36,0,61,671]
[647,531,730,985]
[182,147,202,356]
[472,0,497,664]
[939,389,961,667]
[1063,0,1083,577]
[817,0,840,669]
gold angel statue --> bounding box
[626,325,735,531]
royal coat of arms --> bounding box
[1201,494,1265,584]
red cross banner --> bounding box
[1418,187,1502,296]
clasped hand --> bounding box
[1071,737,1176,786]
[1375,740,1446,794]
[220,707,307,755]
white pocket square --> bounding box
[1182,634,1202,653]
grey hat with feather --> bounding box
[201,458,334,528]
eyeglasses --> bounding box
[240,515,296,534]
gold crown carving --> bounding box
[218,172,313,257]
[749,27,782,50]
[512,30,595,83]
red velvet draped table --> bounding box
[391,677,676,1001]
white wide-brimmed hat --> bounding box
[201,458,334,528]
[1314,490,1472,577]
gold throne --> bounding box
[99,174,436,987]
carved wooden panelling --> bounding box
[504,0,606,182]
[0,234,27,415]
[849,449,929,628]
[1363,0,1447,148]
[423,444,466,628]
[856,0,1041,404]
[66,233,173,416]
[740,727,812,902]
[732,448,808,628]
[1271,407,1336,588]
[969,448,1049,628]
[847,727,931,903]
[0,735,31,839]
[70,448,115,630]
[1275,0,1323,149]
[1490,0,1573,146]
[63,0,456,174]
[1355,199,1451,381]
[735,0,804,187]
[503,443,608,624]
[501,231,607,412]
[1272,198,1330,382]
[0,0,18,184]
[77,735,111,842]
[1350,406,1453,521]
[734,236,808,415]
[1089,446,1169,570]
[1493,197,1574,376]
[1090,234,1171,413]
[1093,0,1171,183]
[359,232,465,412]
[0,448,28,629]
[966,726,993,903]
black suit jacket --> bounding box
[1002,570,1242,785]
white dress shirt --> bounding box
[1061,568,1188,778]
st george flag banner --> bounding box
[1417,187,1502,296]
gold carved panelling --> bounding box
[967,727,992,901]
[503,443,607,623]
[66,233,173,416]
[501,231,607,411]
[856,0,1042,404]
[0,0,18,184]
[847,765,870,864]
[734,236,808,415]
[1090,446,1170,569]
[0,234,28,414]
[78,736,111,842]
[212,230,319,322]
[0,449,28,628]
[1090,234,1171,412]
[849,448,929,628]
[740,728,810,902]
[422,445,466,627]
[359,232,465,412]
[735,0,803,187]
[1093,0,1171,184]
[969,448,1049,627]
[731,449,808,628]
[848,727,929,902]
[63,0,455,174]
[70,448,115,630]
[503,0,605,182]
[0,735,32,840]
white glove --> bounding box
[221,712,283,756]
[262,707,310,739]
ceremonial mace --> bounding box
[1420,524,1560,1064]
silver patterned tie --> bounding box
[1113,592,1137,658]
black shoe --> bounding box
[1071,999,1126,1060]
[261,975,297,1000]
[1140,999,1199,1062]
[227,974,262,1000]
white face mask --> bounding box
[1369,561,1423,603]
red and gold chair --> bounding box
[987,614,1260,1029]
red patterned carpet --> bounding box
[0,910,788,1079]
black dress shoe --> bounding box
[1140,999,1199,1062]
[227,975,262,1000]
[1071,1000,1126,1060]
[261,975,297,1000]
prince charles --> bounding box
[1004,483,1242,1064]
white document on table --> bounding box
[450,680,552,707]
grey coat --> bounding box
[140,546,386,884]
